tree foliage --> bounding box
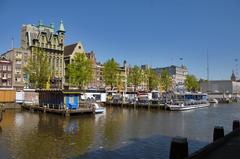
[128,65,142,91]
[184,75,200,92]
[141,69,148,84]
[103,58,119,89]
[148,69,159,91]
[67,53,93,89]
[141,69,149,89]
[24,48,50,89]
[160,69,172,92]
[116,73,124,92]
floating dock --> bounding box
[21,105,94,116]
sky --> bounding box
[1,0,240,80]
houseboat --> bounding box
[78,89,107,103]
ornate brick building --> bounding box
[20,20,65,88]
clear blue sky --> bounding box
[1,0,240,80]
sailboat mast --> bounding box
[207,50,209,93]
[207,50,209,81]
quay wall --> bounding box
[170,120,240,159]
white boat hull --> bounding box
[95,107,105,113]
[167,103,210,111]
[92,103,105,114]
[209,98,218,104]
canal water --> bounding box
[0,103,240,159]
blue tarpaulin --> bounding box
[66,95,78,109]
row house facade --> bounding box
[86,51,104,89]
[64,42,129,90]
[0,57,12,88]
[64,42,104,89]
[1,48,30,90]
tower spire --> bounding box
[50,22,54,29]
[58,19,65,32]
[39,20,43,26]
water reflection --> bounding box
[0,104,240,159]
[77,135,207,159]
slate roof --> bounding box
[64,43,78,57]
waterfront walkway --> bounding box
[203,134,240,159]
[189,124,240,159]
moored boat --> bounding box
[166,93,210,111]
[166,102,210,111]
[92,103,105,114]
[166,103,196,111]
[209,98,218,104]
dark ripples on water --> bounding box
[76,135,207,159]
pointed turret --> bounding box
[49,22,54,33]
[58,20,65,46]
[38,20,44,31]
[58,20,65,33]
[38,20,43,26]
[50,23,54,29]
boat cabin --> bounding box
[174,93,208,101]
[37,89,83,110]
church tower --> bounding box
[231,70,236,81]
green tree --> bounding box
[148,69,159,91]
[67,53,93,89]
[116,73,124,92]
[24,48,50,89]
[103,58,119,90]
[128,65,142,92]
[141,69,149,90]
[184,75,200,92]
[160,69,172,92]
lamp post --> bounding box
[179,57,183,66]
[123,60,127,103]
